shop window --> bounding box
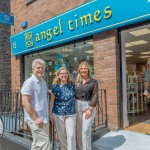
[121,23,150,127]
[24,39,94,88]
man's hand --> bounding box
[34,118,44,128]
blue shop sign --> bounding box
[10,0,150,56]
[0,12,14,26]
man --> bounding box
[144,59,150,97]
[21,59,51,150]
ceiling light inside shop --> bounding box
[126,50,133,53]
[64,48,73,52]
[125,40,148,47]
[130,40,148,45]
[74,45,85,49]
[126,55,133,57]
[139,56,150,58]
[86,41,93,45]
[74,43,92,49]
[84,50,93,54]
[129,28,150,36]
[125,43,132,47]
[140,51,150,55]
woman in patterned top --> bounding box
[75,62,98,150]
[50,67,76,150]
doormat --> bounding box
[125,120,150,135]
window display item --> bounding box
[57,53,63,61]
[54,63,61,71]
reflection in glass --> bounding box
[24,39,94,88]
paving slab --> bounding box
[93,130,150,150]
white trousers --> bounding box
[76,100,96,150]
[27,120,52,150]
[53,114,76,150]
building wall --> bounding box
[94,30,120,129]
[10,1,121,129]
[0,0,11,90]
[10,0,88,90]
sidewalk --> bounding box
[0,128,107,150]
[93,130,150,150]
[0,137,30,150]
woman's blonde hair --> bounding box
[52,67,72,84]
[75,61,92,85]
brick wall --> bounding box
[93,30,120,130]
[0,0,11,90]
[10,0,88,33]
[10,0,88,90]
[11,56,23,90]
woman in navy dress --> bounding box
[50,67,76,150]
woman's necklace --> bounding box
[82,78,89,85]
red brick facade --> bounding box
[94,30,120,129]
[10,0,120,129]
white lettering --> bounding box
[13,42,16,48]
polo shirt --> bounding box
[21,74,48,123]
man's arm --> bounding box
[49,93,55,123]
[22,95,44,127]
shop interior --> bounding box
[121,23,150,130]
[24,39,93,89]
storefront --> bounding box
[10,0,150,130]
[121,23,150,129]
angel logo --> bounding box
[24,32,34,48]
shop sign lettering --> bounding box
[29,6,111,45]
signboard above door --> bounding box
[10,0,150,56]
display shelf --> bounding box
[138,74,147,113]
[127,76,139,115]
[127,75,147,115]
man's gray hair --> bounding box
[32,59,46,69]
